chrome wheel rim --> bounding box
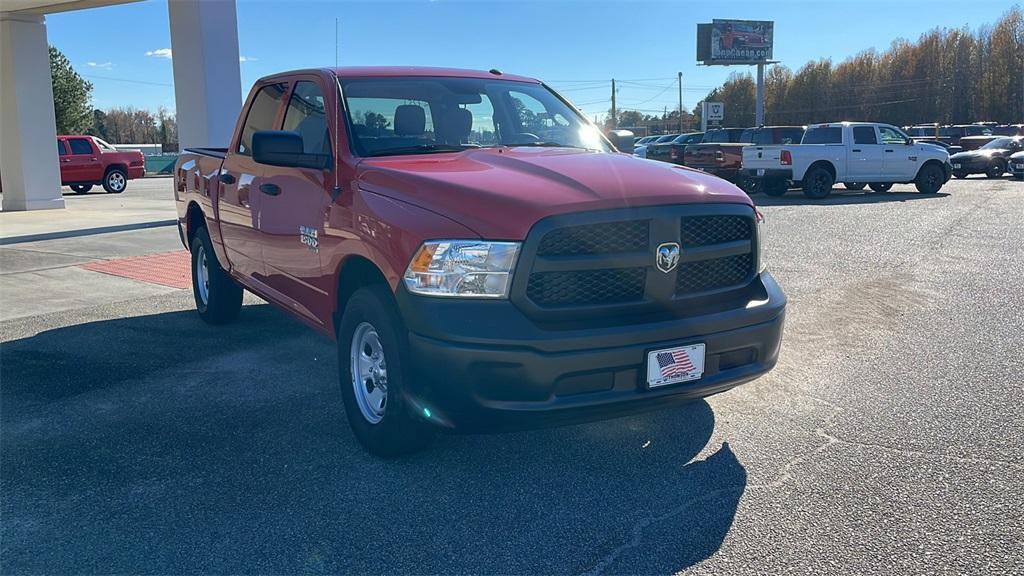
[109,172,125,191]
[195,244,210,305]
[350,322,388,424]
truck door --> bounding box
[254,78,333,325]
[64,137,103,183]
[219,82,288,279]
[57,139,71,184]
[848,126,885,181]
[879,125,918,180]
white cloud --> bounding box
[239,55,258,62]
[145,48,173,59]
[87,61,114,69]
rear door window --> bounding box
[853,126,878,144]
[57,139,68,156]
[68,138,93,155]
[238,82,288,156]
[802,127,842,144]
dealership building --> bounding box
[1,0,243,211]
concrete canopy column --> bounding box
[0,12,64,211]
[168,0,242,150]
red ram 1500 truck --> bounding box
[58,135,145,193]
[174,67,786,456]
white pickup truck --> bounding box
[739,122,952,199]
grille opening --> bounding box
[676,253,754,295]
[527,268,646,307]
[680,215,753,247]
[537,220,649,257]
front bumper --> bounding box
[950,158,988,174]
[396,272,786,432]
[1009,160,1024,178]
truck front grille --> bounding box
[526,268,646,306]
[513,205,758,317]
[537,220,649,257]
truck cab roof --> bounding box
[258,67,541,85]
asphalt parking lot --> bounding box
[2,176,1022,574]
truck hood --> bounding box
[357,147,750,239]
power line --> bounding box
[82,74,173,87]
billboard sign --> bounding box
[697,20,774,64]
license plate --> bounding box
[953,163,961,169]
[647,344,706,388]
[757,168,766,176]
[1015,164,1024,170]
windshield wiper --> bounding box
[366,143,480,157]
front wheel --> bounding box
[844,182,866,191]
[70,184,93,194]
[986,160,1007,179]
[915,164,945,194]
[103,168,127,193]
[338,286,435,457]
[802,167,834,199]
[869,182,894,193]
[190,226,243,325]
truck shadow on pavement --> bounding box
[754,189,950,206]
[1,304,745,574]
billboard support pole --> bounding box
[756,62,765,127]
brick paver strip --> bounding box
[80,250,192,290]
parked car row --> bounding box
[904,122,1024,151]
[949,136,1024,178]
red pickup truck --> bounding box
[175,67,786,456]
[58,135,145,193]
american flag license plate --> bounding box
[646,343,706,388]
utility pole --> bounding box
[756,62,765,127]
[610,79,616,129]
[678,72,683,132]
[664,106,668,133]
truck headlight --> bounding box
[756,211,767,272]
[404,241,520,298]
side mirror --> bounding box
[252,130,331,170]
[606,129,636,153]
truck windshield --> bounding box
[339,77,610,157]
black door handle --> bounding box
[259,183,281,196]
[851,149,861,152]
[885,149,894,153]
[219,173,236,185]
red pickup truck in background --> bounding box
[175,67,786,456]
[57,135,144,194]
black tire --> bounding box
[190,226,243,325]
[762,180,788,196]
[915,163,945,194]
[70,184,92,194]
[337,285,435,457]
[739,178,759,195]
[985,159,1007,179]
[844,182,866,191]
[802,167,834,199]
[102,168,128,193]
[868,182,894,193]
[953,171,969,179]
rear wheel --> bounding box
[739,178,759,195]
[869,182,894,193]
[802,167,834,199]
[102,168,127,193]
[986,159,1007,179]
[190,226,243,325]
[844,182,866,191]
[70,184,92,194]
[915,164,945,194]
[338,285,434,457]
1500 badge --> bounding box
[300,226,319,253]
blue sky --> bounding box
[47,0,1018,121]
